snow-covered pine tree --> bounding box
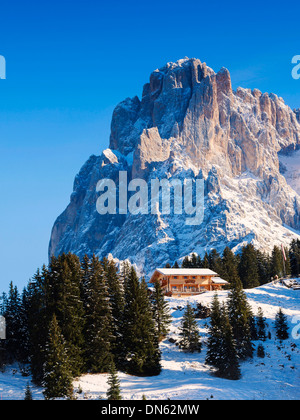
[3,282,24,363]
[122,269,161,376]
[178,303,202,353]
[257,307,267,341]
[47,253,85,376]
[227,284,253,360]
[205,293,224,369]
[83,255,114,373]
[275,308,289,341]
[43,314,73,400]
[222,247,242,289]
[26,266,50,384]
[106,362,122,400]
[239,244,260,289]
[105,259,125,366]
[151,280,171,342]
[217,306,241,380]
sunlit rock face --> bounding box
[49,58,300,275]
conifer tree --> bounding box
[256,250,271,285]
[257,344,265,358]
[179,303,201,353]
[257,307,267,341]
[43,315,73,400]
[290,239,300,277]
[217,306,241,380]
[83,255,114,373]
[206,296,241,379]
[275,308,289,341]
[4,282,24,362]
[271,246,284,278]
[202,252,210,268]
[26,266,50,384]
[122,270,161,376]
[205,294,223,369]
[181,256,191,268]
[105,259,125,364]
[151,281,171,341]
[208,249,223,275]
[106,362,122,400]
[227,284,253,360]
[47,254,85,376]
[222,247,242,289]
[239,244,260,289]
[249,314,258,341]
[24,382,33,400]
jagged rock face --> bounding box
[49,58,300,275]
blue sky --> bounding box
[0,0,300,290]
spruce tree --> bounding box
[178,303,201,353]
[208,249,223,275]
[24,382,33,400]
[256,250,271,285]
[202,252,210,268]
[106,362,122,400]
[4,282,25,363]
[217,306,241,380]
[26,266,50,384]
[257,344,265,358]
[151,281,172,341]
[105,259,125,365]
[239,244,260,289]
[275,308,289,341]
[290,239,300,277]
[206,297,241,380]
[122,270,161,376]
[227,284,253,360]
[43,315,73,400]
[83,255,114,373]
[222,247,242,289]
[47,254,85,376]
[271,246,284,278]
[257,307,267,341]
[205,294,223,369]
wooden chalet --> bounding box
[150,268,228,297]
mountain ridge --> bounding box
[49,57,300,275]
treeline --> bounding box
[169,239,300,289]
[0,253,171,399]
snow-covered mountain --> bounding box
[49,58,300,275]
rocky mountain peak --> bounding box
[49,58,300,275]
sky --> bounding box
[0,0,300,291]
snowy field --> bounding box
[0,282,299,400]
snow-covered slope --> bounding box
[1,282,299,400]
[279,149,300,196]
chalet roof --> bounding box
[212,277,228,284]
[152,268,218,277]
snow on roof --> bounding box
[154,268,218,276]
[212,277,229,284]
